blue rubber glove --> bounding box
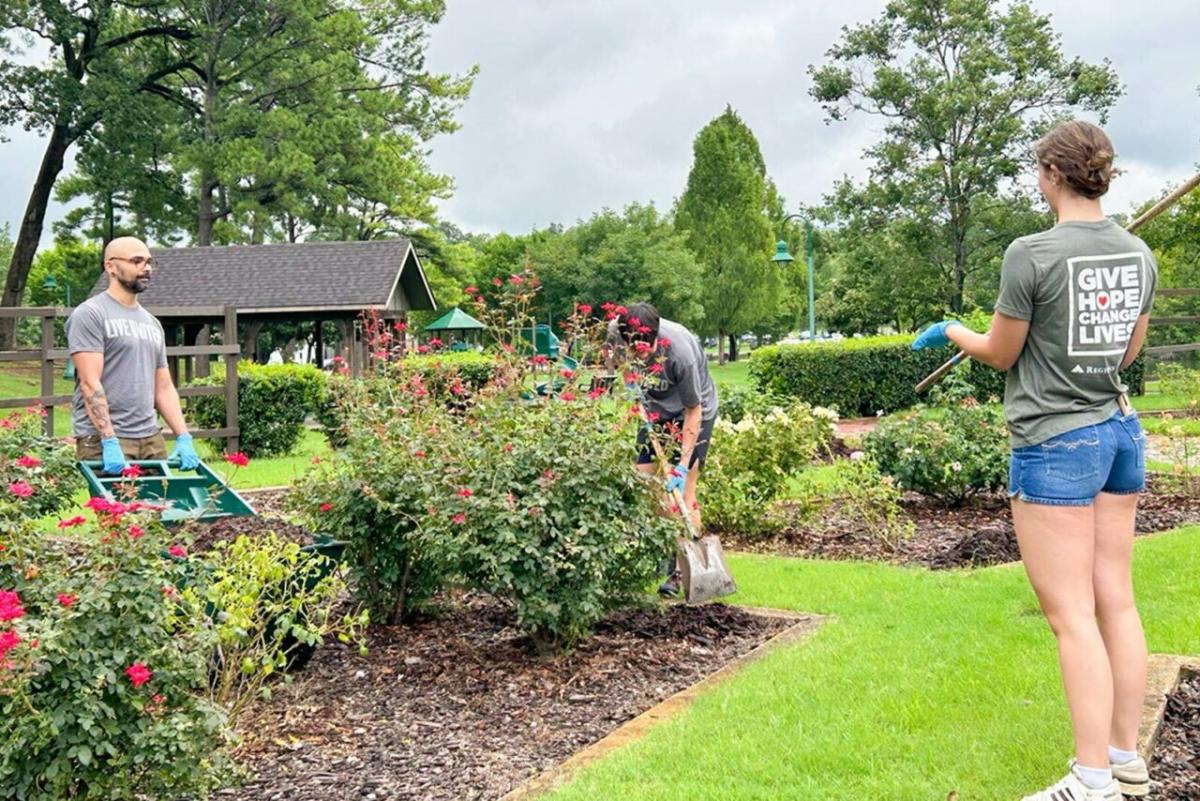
[171,432,200,471]
[911,320,964,351]
[100,437,126,475]
[665,462,689,494]
[624,381,644,402]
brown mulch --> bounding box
[726,475,1200,570]
[180,489,315,553]
[221,598,803,801]
[1152,670,1200,800]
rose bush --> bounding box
[0,496,231,800]
[698,401,837,536]
[0,408,84,524]
[864,376,1010,505]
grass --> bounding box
[544,527,1200,801]
[196,428,331,490]
[709,359,753,391]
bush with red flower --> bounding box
[0,501,231,798]
[291,274,679,651]
[0,408,84,523]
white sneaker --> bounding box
[1020,767,1121,801]
[1110,755,1149,797]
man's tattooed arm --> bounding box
[82,384,116,439]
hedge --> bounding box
[748,336,1146,417]
[189,362,327,457]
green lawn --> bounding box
[196,428,331,489]
[710,359,753,390]
[545,527,1200,801]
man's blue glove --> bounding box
[911,320,964,351]
[171,432,200,471]
[100,437,126,475]
[624,380,644,402]
[665,462,689,494]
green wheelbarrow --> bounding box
[78,458,257,524]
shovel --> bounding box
[633,395,736,604]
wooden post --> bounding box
[41,313,55,438]
[223,306,239,454]
[314,319,324,368]
[165,326,179,385]
[195,327,211,378]
[183,324,202,383]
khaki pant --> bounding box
[76,432,169,462]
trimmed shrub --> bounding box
[786,455,914,549]
[190,363,326,457]
[402,351,496,394]
[750,335,1146,416]
[716,385,793,424]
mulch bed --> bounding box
[220,598,804,800]
[181,489,315,553]
[1151,670,1200,800]
[726,475,1200,570]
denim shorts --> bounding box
[1008,412,1147,506]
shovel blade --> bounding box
[677,535,737,604]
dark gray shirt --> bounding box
[67,293,167,438]
[995,220,1157,448]
[610,318,719,421]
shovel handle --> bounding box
[632,394,700,540]
[915,351,968,395]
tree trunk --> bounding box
[0,123,74,348]
[717,327,726,365]
[728,334,739,362]
[197,175,217,246]
[241,321,264,361]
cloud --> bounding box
[2,0,1196,244]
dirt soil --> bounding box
[219,598,805,800]
[726,475,1200,570]
[1151,670,1200,800]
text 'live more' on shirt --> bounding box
[995,219,1157,448]
[66,293,167,439]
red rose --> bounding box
[492,277,503,287]
[503,443,514,452]
[160,585,177,599]
[8,481,34,498]
[0,629,21,658]
[508,275,524,285]
[224,452,250,468]
[57,515,86,529]
[128,525,144,539]
[600,302,615,312]
[451,513,467,525]
[656,337,672,348]
[465,286,478,295]
[56,593,77,608]
[587,387,605,400]
[15,455,40,469]
[577,304,592,315]
[168,544,187,559]
[649,363,664,375]
[394,321,407,333]
[458,487,473,498]
[559,392,576,402]
[120,464,143,478]
[319,503,333,512]
[560,368,575,379]
[0,590,25,622]
[125,663,152,688]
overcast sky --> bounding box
[2,0,1197,244]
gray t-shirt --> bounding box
[610,318,719,421]
[995,220,1157,448]
[67,293,167,438]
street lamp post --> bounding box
[773,214,816,342]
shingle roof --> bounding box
[89,239,436,313]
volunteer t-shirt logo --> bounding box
[1067,252,1146,357]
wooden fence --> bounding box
[1146,288,1200,360]
[0,305,240,453]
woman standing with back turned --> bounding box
[912,120,1157,800]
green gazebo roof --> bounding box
[424,307,486,332]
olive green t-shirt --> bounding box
[995,220,1157,448]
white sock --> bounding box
[1108,745,1138,765]
[1074,762,1113,790]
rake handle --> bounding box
[916,171,1200,394]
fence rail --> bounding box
[0,305,239,452]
